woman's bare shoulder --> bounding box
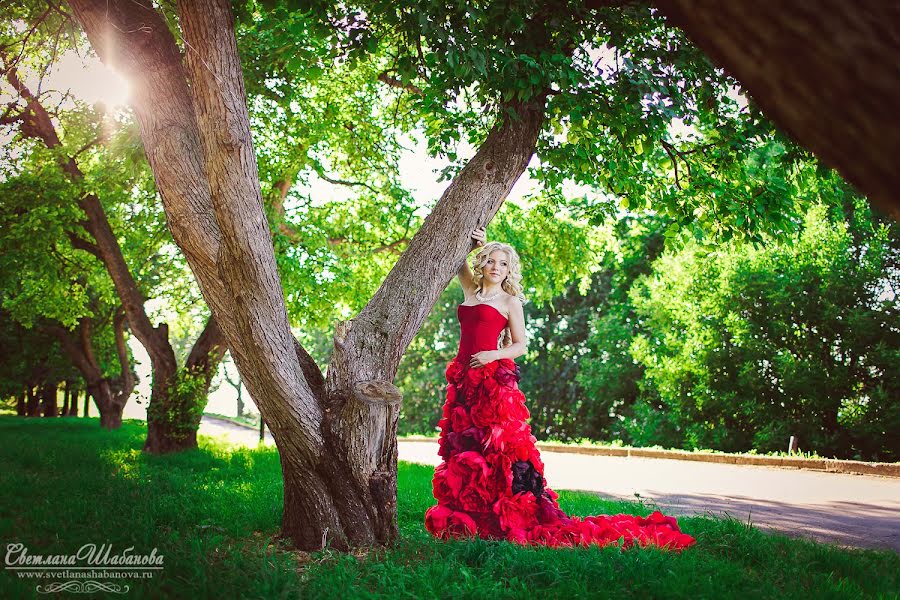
[502,292,522,311]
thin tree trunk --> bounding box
[47,314,134,430]
[26,386,40,416]
[16,391,26,416]
[222,357,244,417]
[61,381,70,416]
[654,0,900,220]
[68,387,80,416]
[145,316,226,452]
[87,380,124,429]
[82,389,89,418]
[40,383,58,417]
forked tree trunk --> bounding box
[49,313,135,431]
[145,318,226,452]
[88,380,124,429]
[69,0,546,550]
[654,0,900,220]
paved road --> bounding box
[199,416,900,552]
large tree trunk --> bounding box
[16,391,26,416]
[69,0,545,550]
[654,0,900,221]
[145,317,226,452]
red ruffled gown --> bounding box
[424,303,695,549]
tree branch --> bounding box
[316,171,379,194]
[0,102,23,126]
[376,72,423,95]
[68,232,103,259]
[0,6,54,72]
[661,140,682,190]
[72,132,108,158]
[112,306,136,402]
[185,315,227,379]
[78,317,99,371]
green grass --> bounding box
[1,416,897,599]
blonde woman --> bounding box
[424,226,695,550]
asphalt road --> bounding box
[199,416,900,552]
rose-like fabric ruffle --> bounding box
[425,357,695,550]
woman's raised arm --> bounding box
[458,227,485,296]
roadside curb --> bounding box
[202,414,261,432]
[399,435,899,478]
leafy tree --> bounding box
[0,311,74,417]
[629,196,899,460]
[1,7,226,444]
[0,152,136,426]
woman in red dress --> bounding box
[424,227,695,550]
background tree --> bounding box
[628,196,899,461]
[1,6,226,448]
[0,154,137,427]
[0,313,75,417]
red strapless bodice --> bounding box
[455,303,508,363]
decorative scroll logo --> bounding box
[4,542,164,595]
[36,580,130,595]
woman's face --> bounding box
[483,250,510,286]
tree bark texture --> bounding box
[654,0,900,220]
[68,0,545,550]
[144,316,227,453]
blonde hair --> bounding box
[470,242,528,348]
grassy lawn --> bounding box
[1,416,897,599]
